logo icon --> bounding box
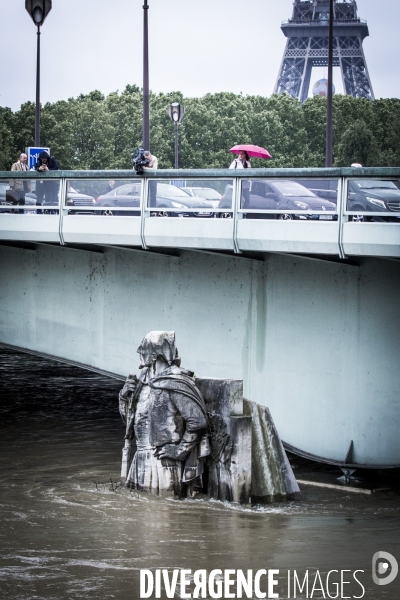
[372,552,398,586]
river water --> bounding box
[0,346,399,600]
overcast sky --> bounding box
[1,0,399,112]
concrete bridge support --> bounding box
[0,242,399,467]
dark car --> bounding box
[1,181,37,213]
[348,179,400,222]
[0,182,9,202]
[297,179,338,203]
[65,185,96,214]
[21,183,96,214]
[153,183,215,217]
[96,182,215,217]
[218,180,337,220]
[96,183,141,216]
[0,182,10,212]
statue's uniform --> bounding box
[125,366,208,498]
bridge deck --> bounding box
[1,168,399,258]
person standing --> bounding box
[34,151,59,212]
[142,150,158,170]
[105,180,116,194]
[142,150,158,207]
[9,153,31,212]
[11,152,29,173]
[229,150,251,207]
[229,150,251,170]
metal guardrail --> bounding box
[1,168,400,258]
[3,166,399,180]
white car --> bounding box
[182,187,222,208]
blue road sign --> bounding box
[25,147,50,170]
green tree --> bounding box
[251,94,314,168]
[11,102,35,156]
[3,90,400,171]
[106,86,143,169]
[336,119,378,166]
[72,98,115,169]
[0,107,15,170]
[371,98,400,167]
[41,100,76,169]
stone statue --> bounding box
[118,331,301,504]
[119,331,210,498]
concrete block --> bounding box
[230,416,252,504]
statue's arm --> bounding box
[154,431,200,460]
[118,374,138,424]
[173,394,207,434]
[119,390,128,423]
[154,392,207,460]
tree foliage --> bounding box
[0,107,15,170]
[336,119,377,166]
[1,89,399,170]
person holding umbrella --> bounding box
[230,150,251,206]
[229,144,272,208]
[229,149,251,170]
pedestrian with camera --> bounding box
[142,150,158,170]
[34,151,59,213]
[133,148,158,207]
[132,148,158,173]
[143,151,158,207]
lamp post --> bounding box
[325,0,334,167]
[143,0,150,151]
[25,0,52,146]
[167,103,185,169]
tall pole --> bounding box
[325,0,334,167]
[26,1,52,145]
[174,124,178,169]
[35,24,41,146]
[143,0,150,151]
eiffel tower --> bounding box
[274,0,374,102]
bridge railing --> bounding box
[1,168,399,258]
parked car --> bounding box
[348,179,400,222]
[218,180,337,219]
[297,179,338,203]
[96,182,215,217]
[23,182,96,214]
[0,181,35,213]
[66,185,96,214]
[181,187,222,208]
[96,183,141,216]
[151,183,215,217]
[0,182,10,212]
[0,182,9,202]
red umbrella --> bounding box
[230,144,272,159]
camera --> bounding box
[132,146,149,174]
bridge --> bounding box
[1,167,399,470]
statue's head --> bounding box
[137,331,180,369]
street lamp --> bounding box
[167,103,185,169]
[25,0,52,146]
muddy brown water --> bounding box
[0,346,399,599]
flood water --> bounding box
[0,346,399,600]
